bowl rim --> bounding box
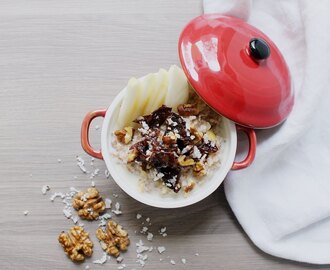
[101,84,238,208]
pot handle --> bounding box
[81,109,107,160]
[231,125,257,170]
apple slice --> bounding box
[143,68,168,115]
[118,77,143,127]
[165,65,189,111]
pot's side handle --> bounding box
[231,126,257,170]
[81,109,107,160]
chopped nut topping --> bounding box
[162,132,177,145]
[177,104,200,116]
[178,155,195,166]
[114,127,134,144]
[193,161,206,177]
[58,226,93,262]
[190,127,203,143]
[127,148,139,163]
[72,188,106,220]
[96,220,130,257]
[184,181,196,193]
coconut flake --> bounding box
[93,253,108,264]
[112,202,122,215]
[157,246,166,254]
[41,185,50,195]
[105,198,112,209]
[116,256,123,263]
[192,146,202,159]
[91,181,95,187]
[136,213,142,220]
[147,232,153,241]
[23,210,29,216]
[170,259,176,265]
[105,169,110,178]
[50,192,65,202]
[63,208,72,219]
[181,258,186,264]
[76,156,87,173]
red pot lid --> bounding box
[178,14,294,129]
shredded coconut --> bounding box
[23,210,29,216]
[93,253,108,264]
[157,246,166,254]
[136,213,142,219]
[170,259,176,265]
[41,185,50,195]
[76,156,87,173]
[105,198,112,209]
[112,202,122,215]
[147,232,153,241]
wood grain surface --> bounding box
[0,1,327,269]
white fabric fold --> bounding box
[203,0,330,264]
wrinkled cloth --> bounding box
[204,0,330,264]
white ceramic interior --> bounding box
[101,80,238,208]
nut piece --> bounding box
[72,188,106,220]
[193,161,206,177]
[96,220,130,257]
[58,226,93,262]
[162,132,177,145]
[178,155,195,166]
[127,148,138,163]
[184,181,196,193]
[190,127,203,143]
[114,127,134,144]
[177,104,200,117]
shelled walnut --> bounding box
[177,103,200,116]
[96,220,130,257]
[58,226,93,262]
[114,127,134,144]
[72,188,106,220]
[193,161,206,177]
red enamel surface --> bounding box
[178,14,294,129]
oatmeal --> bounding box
[112,92,224,195]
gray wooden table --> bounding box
[0,1,327,269]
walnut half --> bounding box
[72,188,106,220]
[58,226,93,262]
[96,220,130,257]
[114,127,134,144]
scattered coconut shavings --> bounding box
[136,214,142,220]
[63,208,72,219]
[90,168,100,179]
[146,217,150,223]
[140,226,148,234]
[113,194,119,198]
[57,159,62,163]
[147,232,153,241]
[71,215,78,224]
[118,264,126,270]
[98,213,112,227]
[91,181,95,187]
[105,170,110,178]
[93,252,108,264]
[170,259,176,265]
[50,192,65,202]
[23,210,29,216]
[195,253,199,256]
[85,265,90,270]
[112,202,122,215]
[148,246,153,252]
[116,256,124,263]
[160,258,163,261]
[157,246,166,254]
[159,227,167,237]
[162,233,167,237]
[136,240,150,254]
[181,258,186,264]
[70,187,80,193]
[76,156,87,173]
[105,198,112,209]
[41,185,50,195]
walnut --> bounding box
[96,220,130,257]
[72,188,106,220]
[127,148,138,163]
[193,161,206,177]
[184,181,196,193]
[178,155,195,166]
[58,226,93,262]
[114,127,134,144]
[162,132,177,145]
[190,127,203,143]
[177,104,200,116]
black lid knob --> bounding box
[249,38,270,60]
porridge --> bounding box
[112,92,225,195]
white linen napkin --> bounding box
[203,0,330,264]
